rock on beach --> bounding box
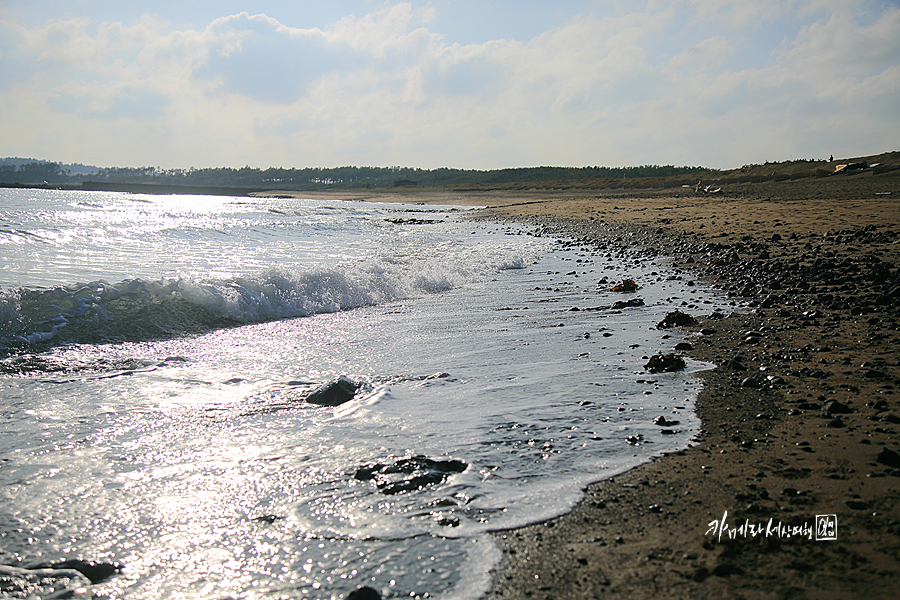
[305,375,360,406]
[645,353,686,373]
[656,310,698,328]
[353,455,468,495]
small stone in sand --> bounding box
[876,447,900,468]
[657,311,697,328]
[645,354,686,373]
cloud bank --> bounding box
[0,1,897,169]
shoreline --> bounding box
[322,173,900,598]
[3,179,897,598]
[475,178,900,599]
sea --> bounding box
[0,188,728,599]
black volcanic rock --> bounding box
[354,455,468,495]
[657,311,697,328]
[645,354,686,373]
[305,375,359,406]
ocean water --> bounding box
[0,189,726,599]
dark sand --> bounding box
[482,172,900,600]
[267,167,900,599]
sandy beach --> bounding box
[300,165,900,599]
[484,172,900,599]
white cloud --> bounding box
[775,6,900,74]
[327,3,434,53]
[0,1,897,169]
[669,35,734,69]
[684,0,798,28]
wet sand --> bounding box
[269,168,900,599]
[476,173,900,600]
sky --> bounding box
[1,0,898,170]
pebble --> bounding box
[645,354,686,373]
[305,376,360,406]
[722,358,746,371]
[740,376,763,388]
[347,587,381,600]
[712,564,745,577]
[611,298,645,309]
[611,279,639,292]
[760,294,781,309]
[823,400,851,415]
[876,447,900,468]
[657,311,697,328]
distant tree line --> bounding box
[1,160,708,189]
[0,161,72,184]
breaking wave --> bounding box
[0,251,532,351]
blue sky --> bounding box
[1,1,898,169]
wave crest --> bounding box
[1,249,534,350]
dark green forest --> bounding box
[0,159,708,190]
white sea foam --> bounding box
[1,242,538,347]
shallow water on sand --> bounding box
[0,189,727,598]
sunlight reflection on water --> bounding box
[0,189,731,598]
